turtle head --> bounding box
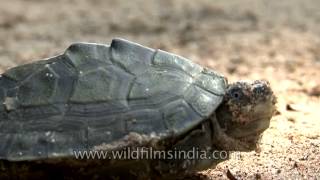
[215,80,276,151]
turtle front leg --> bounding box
[210,114,253,151]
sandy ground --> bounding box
[0,0,319,179]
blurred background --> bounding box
[0,0,319,179]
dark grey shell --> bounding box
[0,39,226,161]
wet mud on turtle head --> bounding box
[215,80,277,151]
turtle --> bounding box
[0,38,276,179]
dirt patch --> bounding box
[0,0,319,179]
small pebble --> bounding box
[308,85,320,96]
[226,169,237,180]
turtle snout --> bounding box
[253,83,267,95]
[252,80,276,105]
[252,80,271,96]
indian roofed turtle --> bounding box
[0,38,276,179]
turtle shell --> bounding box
[0,39,226,161]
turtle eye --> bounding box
[233,92,240,98]
[230,88,243,100]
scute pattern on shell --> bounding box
[0,39,226,161]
